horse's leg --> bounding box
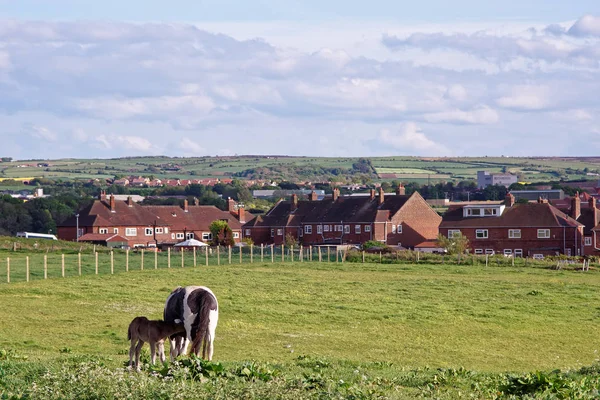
[135,340,144,371]
[128,338,136,367]
[150,341,157,365]
[158,340,166,364]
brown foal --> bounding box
[127,316,186,370]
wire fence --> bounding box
[0,245,593,284]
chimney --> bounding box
[99,190,106,201]
[590,197,598,225]
[183,199,189,212]
[227,197,236,213]
[291,194,298,211]
[571,192,581,219]
[504,193,515,207]
[396,184,405,196]
[379,187,385,205]
[332,188,340,202]
[370,189,376,200]
[110,195,116,212]
[310,191,318,201]
[194,197,199,206]
[238,207,246,224]
[127,196,134,207]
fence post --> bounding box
[44,255,47,279]
[78,253,82,276]
[291,246,294,262]
[228,246,232,264]
[95,252,99,274]
[61,254,65,277]
[168,248,171,269]
[281,244,285,262]
[328,246,331,262]
[417,251,420,262]
[141,249,144,270]
[155,250,158,269]
[261,244,264,262]
[217,246,220,265]
[512,256,515,267]
[318,246,322,262]
[110,251,114,274]
[251,245,253,263]
[309,246,312,261]
[205,246,208,266]
[300,245,303,262]
[485,254,489,267]
[239,245,242,264]
[271,244,274,263]
[6,258,9,283]
[181,248,184,268]
[26,256,29,282]
[362,251,365,263]
[193,247,196,267]
[379,251,382,263]
[126,249,129,272]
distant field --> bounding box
[2,155,599,185]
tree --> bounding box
[209,220,234,246]
[284,233,298,248]
[436,233,470,255]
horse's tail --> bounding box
[191,292,218,359]
[127,323,132,340]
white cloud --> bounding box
[377,123,450,155]
[496,86,551,111]
[22,124,57,141]
[567,15,600,37]
[424,105,499,124]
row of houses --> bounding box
[112,176,235,187]
[57,187,600,258]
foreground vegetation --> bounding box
[1,261,600,398]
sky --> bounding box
[1,1,600,159]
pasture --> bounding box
[2,261,600,398]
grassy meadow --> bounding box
[2,260,600,398]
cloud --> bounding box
[377,123,450,155]
[423,105,499,125]
[496,86,551,111]
[22,124,57,141]
[567,15,600,37]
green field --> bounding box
[2,260,600,398]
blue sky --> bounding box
[1,2,600,158]
[1,0,598,22]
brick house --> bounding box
[243,186,441,248]
[440,194,584,257]
[553,194,600,255]
[58,192,246,248]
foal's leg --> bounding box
[158,340,166,363]
[135,340,144,370]
[150,341,157,365]
[128,339,137,367]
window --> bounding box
[317,225,323,234]
[392,225,396,234]
[113,228,118,234]
[585,237,592,246]
[176,233,184,240]
[475,229,488,239]
[474,249,483,254]
[324,225,330,232]
[508,229,521,239]
[484,208,497,216]
[270,229,274,238]
[186,232,194,240]
[155,227,164,234]
[344,225,350,234]
[99,228,108,234]
[448,230,461,238]
[514,249,523,257]
[336,225,343,232]
[277,229,283,236]
[503,249,512,256]
[305,225,312,234]
[245,229,251,236]
[164,227,169,234]
[202,232,212,241]
[485,249,495,255]
[145,228,153,236]
[365,225,371,232]
[397,224,402,234]
[537,229,550,238]
[171,233,175,239]
[125,228,137,236]
[467,208,481,216]
[355,225,361,234]
[233,232,239,239]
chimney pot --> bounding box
[505,193,515,207]
[183,199,189,212]
[310,191,318,201]
[379,187,385,205]
[396,184,405,196]
[291,194,298,210]
[110,195,116,212]
[238,207,246,224]
[571,193,581,219]
[127,196,133,207]
[370,189,376,200]
[227,197,236,212]
[332,188,339,202]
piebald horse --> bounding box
[164,286,219,361]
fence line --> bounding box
[0,246,594,284]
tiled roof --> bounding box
[143,205,244,231]
[245,193,412,228]
[61,199,165,227]
[441,202,583,228]
[78,233,128,242]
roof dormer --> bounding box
[463,204,505,218]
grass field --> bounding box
[2,261,600,398]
